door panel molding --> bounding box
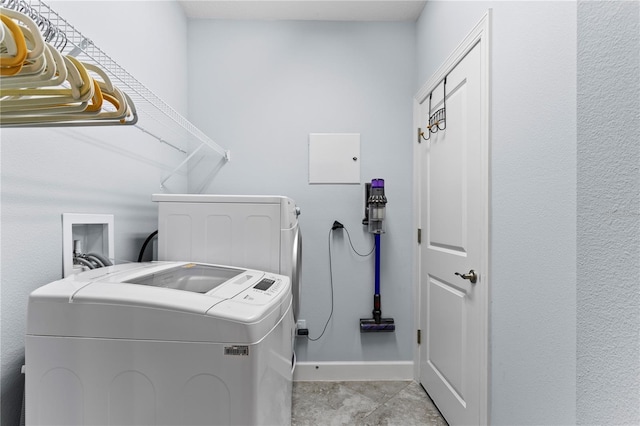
[412,10,491,426]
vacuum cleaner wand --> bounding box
[373,233,382,322]
[360,179,395,333]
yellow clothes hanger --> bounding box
[95,84,127,119]
[0,55,94,121]
[0,61,21,75]
[0,42,60,87]
[0,60,123,123]
[0,14,26,72]
[103,92,120,111]
[0,20,18,56]
[0,5,136,128]
[85,78,103,112]
[0,16,24,65]
[0,54,93,103]
[78,63,135,122]
[0,7,45,60]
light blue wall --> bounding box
[577,1,640,424]
[0,2,189,424]
[417,2,577,424]
[187,20,417,362]
[2,2,637,425]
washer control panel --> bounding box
[253,278,275,292]
[229,274,288,305]
[205,271,290,322]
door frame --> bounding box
[412,11,491,425]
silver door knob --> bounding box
[454,270,477,284]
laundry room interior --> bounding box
[1,0,638,425]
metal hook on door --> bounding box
[418,77,447,143]
[419,93,433,142]
[427,77,447,133]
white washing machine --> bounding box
[152,194,301,320]
[25,261,294,426]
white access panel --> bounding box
[309,133,360,184]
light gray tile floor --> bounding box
[292,381,448,426]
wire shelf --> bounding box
[1,0,230,174]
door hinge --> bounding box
[417,127,423,144]
[417,228,422,244]
[417,329,422,345]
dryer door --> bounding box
[291,226,301,320]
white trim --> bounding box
[412,97,422,383]
[480,11,492,426]
[293,361,414,382]
[412,10,491,426]
[415,11,491,104]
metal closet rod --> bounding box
[1,0,230,161]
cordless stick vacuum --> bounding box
[360,179,395,332]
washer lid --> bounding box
[71,282,225,314]
[122,263,244,294]
[27,262,290,341]
[69,263,264,314]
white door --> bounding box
[417,29,489,426]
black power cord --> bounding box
[306,227,336,341]
[344,228,375,257]
[137,230,158,262]
[304,221,375,341]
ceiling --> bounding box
[179,0,427,22]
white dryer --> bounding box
[152,194,301,319]
[25,261,294,426]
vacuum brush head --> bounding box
[360,317,395,332]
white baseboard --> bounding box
[293,361,414,382]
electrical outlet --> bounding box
[297,319,306,329]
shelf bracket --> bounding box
[160,142,207,188]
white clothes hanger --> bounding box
[0,20,17,56]
[0,58,129,121]
[0,42,63,88]
[0,86,132,125]
[0,61,94,116]
[0,13,26,73]
[2,90,138,127]
[84,62,114,93]
[14,26,45,75]
[0,54,93,106]
[1,6,45,60]
[0,3,137,128]
[0,98,89,114]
